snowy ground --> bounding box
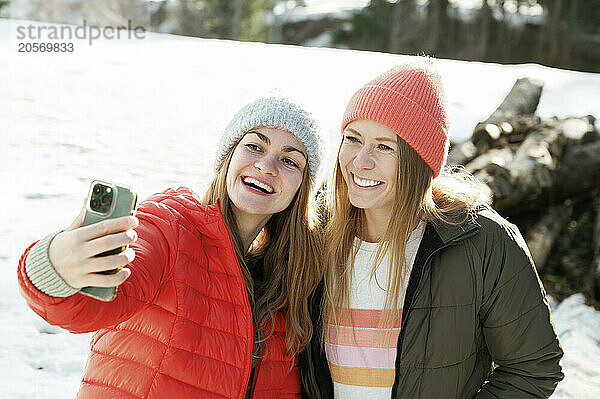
[1,18,599,398]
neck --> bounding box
[362,208,390,242]
[230,206,271,251]
[362,208,421,243]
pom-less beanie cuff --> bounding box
[214,97,323,185]
[342,61,449,178]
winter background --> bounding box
[1,16,600,398]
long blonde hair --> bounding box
[323,136,491,339]
[202,139,324,364]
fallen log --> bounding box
[584,194,600,308]
[476,78,544,125]
[472,78,544,152]
[591,196,600,303]
[554,140,600,202]
[476,120,564,211]
[472,115,541,152]
[525,202,572,273]
[447,140,478,167]
[472,116,598,212]
[447,78,544,167]
[560,115,598,144]
[464,147,514,174]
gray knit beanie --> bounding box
[214,96,323,184]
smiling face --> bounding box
[338,119,399,217]
[226,127,307,221]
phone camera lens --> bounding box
[101,194,111,205]
[93,185,102,195]
[90,199,99,209]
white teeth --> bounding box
[353,174,382,188]
[243,177,274,193]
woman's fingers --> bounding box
[81,268,132,288]
[84,248,136,274]
[78,216,139,242]
[83,229,137,258]
[48,203,139,288]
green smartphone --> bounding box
[79,179,138,301]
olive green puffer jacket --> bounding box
[299,207,564,398]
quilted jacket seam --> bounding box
[178,251,238,277]
[490,260,531,294]
[91,345,244,375]
[158,371,231,398]
[174,278,247,308]
[491,337,561,363]
[118,310,248,341]
[80,379,142,399]
[146,218,180,399]
[146,278,178,397]
[411,302,475,310]
[399,349,478,370]
[102,326,169,347]
[89,348,156,372]
[484,282,541,329]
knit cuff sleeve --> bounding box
[25,231,80,298]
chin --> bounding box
[233,200,271,216]
[347,196,373,210]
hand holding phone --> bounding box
[48,180,138,301]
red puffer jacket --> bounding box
[17,187,301,398]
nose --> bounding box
[352,145,375,170]
[254,153,278,176]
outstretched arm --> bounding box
[17,195,177,333]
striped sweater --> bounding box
[325,221,425,398]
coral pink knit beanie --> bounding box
[342,60,449,178]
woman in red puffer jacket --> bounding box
[17,96,324,398]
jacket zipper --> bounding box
[391,227,479,398]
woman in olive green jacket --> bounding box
[298,60,563,398]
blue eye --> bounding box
[378,144,394,152]
[344,135,359,143]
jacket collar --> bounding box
[163,187,230,243]
[429,210,482,246]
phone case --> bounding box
[79,179,137,301]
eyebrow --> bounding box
[344,127,397,145]
[248,131,307,160]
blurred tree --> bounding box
[389,0,417,53]
[165,0,274,41]
[333,0,599,72]
[335,0,393,51]
[424,0,449,54]
[7,0,150,27]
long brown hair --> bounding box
[202,136,323,364]
[323,136,491,339]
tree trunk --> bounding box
[478,0,491,59]
[424,0,447,54]
[231,0,243,40]
[389,0,417,53]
